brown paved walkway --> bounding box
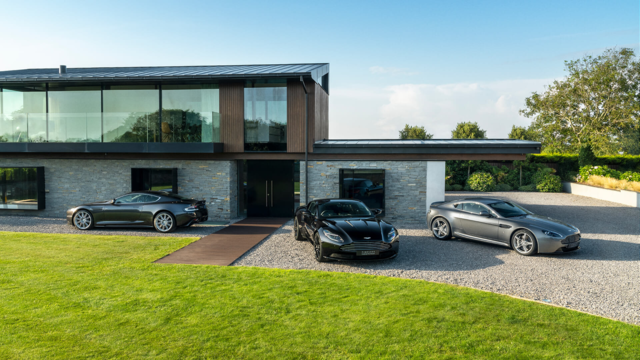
[155,217,289,266]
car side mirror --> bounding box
[479,210,491,217]
[372,208,382,216]
[110,199,115,204]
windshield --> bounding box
[488,201,531,217]
[318,201,372,218]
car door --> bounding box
[303,202,317,237]
[102,194,142,224]
[458,202,500,240]
[136,194,161,225]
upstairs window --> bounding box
[244,81,287,151]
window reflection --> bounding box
[244,83,287,151]
[0,85,46,142]
[0,167,41,209]
[103,85,160,143]
[339,169,385,213]
[48,85,101,142]
[162,84,220,143]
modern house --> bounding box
[0,64,540,221]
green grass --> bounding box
[1,232,638,359]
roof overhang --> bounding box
[313,139,541,155]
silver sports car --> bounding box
[427,198,580,256]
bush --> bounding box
[531,167,554,186]
[463,183,472,191]
[445,183,453,191]
[620,171,640,182]
[518,184,536,192]
[536,174,562,192]
[467,172,496,192]
[495,183,512,191]
[579,144,597,168]
[452,184,463,191]
[578,165,622,182]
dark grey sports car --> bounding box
[293,199,399,262]
[66,191,208,233]
[427,198,580,255]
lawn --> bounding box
[1,232,639,359]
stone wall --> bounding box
[300,161,444,223]
[0,159,237,220]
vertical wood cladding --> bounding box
[220,82,245,153]
[287,79,329,153]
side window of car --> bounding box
[115,194,136,204]
[139,195,160,203]
[307,202,316,216]
[463,202,486,214]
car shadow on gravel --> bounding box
[536,236,640,262]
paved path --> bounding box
[156,217,289,265]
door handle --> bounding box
[271,181,273,207]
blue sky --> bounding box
[0,0,638,139]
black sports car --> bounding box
[66,191,208,233]
[293,199,399,262]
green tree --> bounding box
[508,125,536,141]
[399,124,433,140]
[520,48,640,155]
[451,122,486,139]
[578,144,597,167]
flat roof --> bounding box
[313,139,541,154]
[0,63,330,85]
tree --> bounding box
[399,124,433,140]
[508,125,536,141]
[520,48,640,155]
[451,121,486,139]
[578,144,597,167]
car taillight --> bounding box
[185,206,198,212]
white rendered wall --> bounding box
[426,161,446,210]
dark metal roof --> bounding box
[0,63,330,85]
[313,139,541,154]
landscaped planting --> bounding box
[577,165,640,192]
[1,231,640,358]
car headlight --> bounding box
[542,230,562,238]
[387,228,399,241]
[321,229,343,242]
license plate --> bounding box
[357,250,379,256]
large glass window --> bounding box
[339,169,385,213]
[244,82,287,151]
[0,167,45,210]
[162,84,219,143]
[131,168,177,193]
[103,85,160,142]
[0,85,46,142]
[47,85,101,142]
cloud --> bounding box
[329,78,555,139]
[369,66,418,76]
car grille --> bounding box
[562,234,580,244]
[340,241,391,252]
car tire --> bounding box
[154,211,177,233]
[511,229,538,256]
[294,217,305,241]
[431,217,452,240]
[73,209,94,230]
[313,233,327,262]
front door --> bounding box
[246,160,294,217]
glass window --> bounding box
[462,203,487,214]
[318,200,372,218]
[339,169,385,213]
[307,201,316,215]
[0,85,46,142]
[138,194,160,203]
[488,201,530,217]
[103,85,160,142]
[244,82,287,151]
[115,194,138,204]
[162,84,220,143]
[131,168,177,193]
[0,167,43,210]
[47,85,101,142]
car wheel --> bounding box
[431,217,452,240]
[314,233,327,262]
[511,229,538,256]
[73,210,94,230]
[154,211,177,233]
[294,218,305,241]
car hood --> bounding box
[511,214,579,235]
[324,217,385,240]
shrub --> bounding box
[531,167,554,186]
[578,165,622,182]
[620,171,640,182]
[495,183,512,191]
[463,183,472,191]
[467,172,496,192]
[578,144,597,168]
[536,174,562,192]
[452,184,463,191]
[445,183,453,191]
[518,184,536,192]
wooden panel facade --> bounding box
[286,80,306,153]
[219,82,245,153]
[314,82,329,144]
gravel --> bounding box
[0,216,245,237]
[234,192,640,325]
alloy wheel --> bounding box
[74,210,92,230]
[514,232,534,254]
[155,213,174,232]
[432,219,449,239]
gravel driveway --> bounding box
[0,216,243,237]
[235,192,640,325]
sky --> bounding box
[0,0,638,139]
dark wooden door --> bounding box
[246,160,294,217]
